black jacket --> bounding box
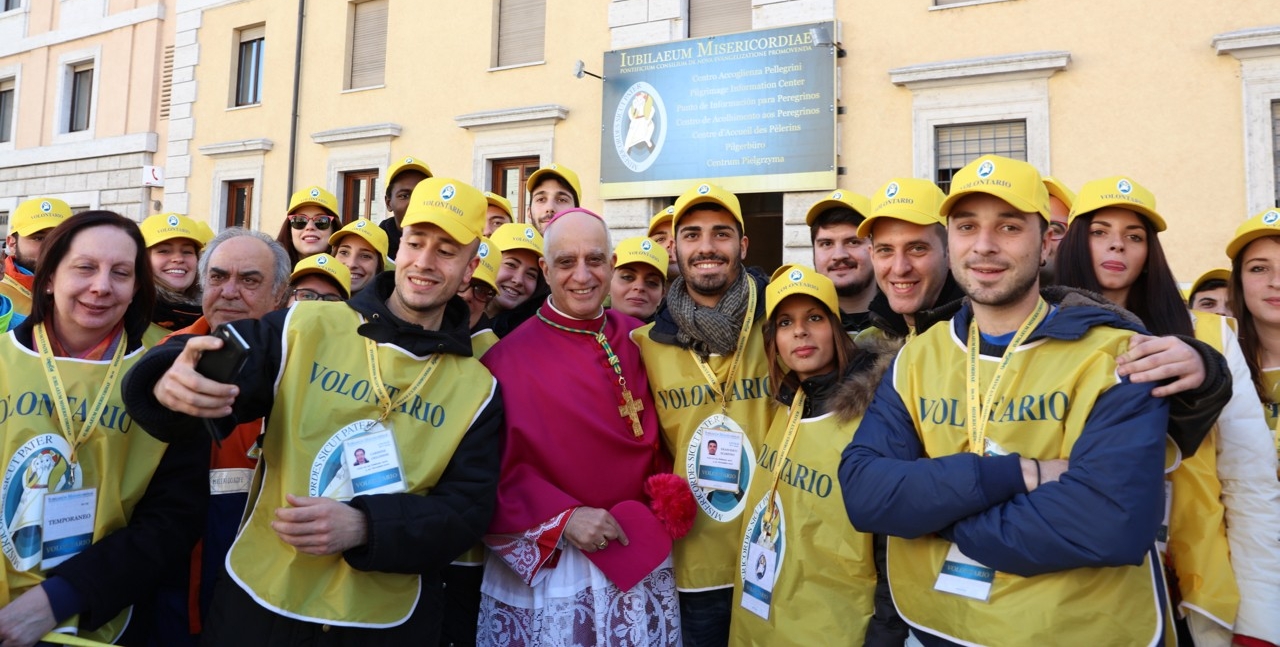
[121,273,504,645]
[10,321,209,642]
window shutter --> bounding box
[349,0,387,89]
[240,25,265,43]
[159,45,174,119]
[497,0,545,67]
[688,0,752,38]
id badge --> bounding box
[41,488,97,570]
[933,543,995,602]
[343,422,407,496]
[740,538,778,620]
[1156,480,1172,556]
[696,423,744,492]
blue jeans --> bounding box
[679,587,732,647]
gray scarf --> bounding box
[667,270,752,358]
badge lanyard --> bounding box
[688,279,757,415]
[965,297,1048,454]
[536,310,647,437]
[3,274,32,300]
[364,338,442,422]
[759,390,805,540]
[35,323,127,464]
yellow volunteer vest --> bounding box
[1161,313,1239,628]
[1263,368,1280,475]
[886,321,1165,647]
[633,318,774,590]
[0,325,168,643]
[472,329,499,358]
[729,407,875,646]
[0,276,32,319]
[226,304,496,627]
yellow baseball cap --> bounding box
[472,237,500,291]
[940,155,1051,221]
[192,220,216,246]
[484,192,514,219]
[1043,176,1076,211]
[401,177,487,245]
[648,206,675,237]
[141,213,205,250]
[12,197,71,237]
[1226,208,1280,259]
[490,222,544,257]
[1069,176,1165,232]
[765,264,840,320]
[1189,268,1230,296]
[805,190,872,226]
[674,181,743,229]
[290,253,351,299]
[329,218,390,262]
[288,185,339,217]
[613,236,669,277]
[857,178,946,238]
[386,156,433,184]
[526,163,583,204]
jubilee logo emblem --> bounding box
[441,184,456,201]
[167,215,180,227]
[789,269,804,282]
[976,160,995,178]
[641,239,653,252]
[885,183,899,199]
[1117,179,1133,195]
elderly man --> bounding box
[479,208,679,646]
[122,178,502,646]
[151,227,291,645]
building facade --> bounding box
[169,0,1280,279]
[0,0,174,227]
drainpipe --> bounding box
[285,0,306,202]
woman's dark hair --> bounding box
[1230,244,1272,403]
[763,295,857,399]
[29,210,156,342]
[1055,210,1193,337]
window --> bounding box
[1273,100,1279,207]
[67,63,93,133]
[934,120,1027,193]
[2,0,19,11]
[491,156,540,223]
[688,0,751,38]
[495,0,545,68]
[159,45,174,120]
[347,0,387,89]
[235,26,264,107]
[226,180,254,229]
[342,169,378,221]
[0,78,13,143]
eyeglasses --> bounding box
[1048,222,1068,242]
[289,214,335,230]
[291,288,344,302]
[470,282,497,303]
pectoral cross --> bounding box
[619,388,645,437]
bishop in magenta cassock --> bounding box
[477,209,682,647]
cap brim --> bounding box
[390,163,433,182]
[857,211,940,239]
[289,200,338,217]
[675,196,742,227]
[402,214,479,246]
[1228,230,1280,259]
[291,268,351,299]
[805,199,867,226]
[941,189,1048,221]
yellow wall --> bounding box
[182,0,1277,278]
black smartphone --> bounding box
[195,324,250,383]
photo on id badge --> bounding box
[688,414,753,521]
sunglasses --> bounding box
[291,288,343,302]
[289,214,335,230]
[470,282,497,303]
